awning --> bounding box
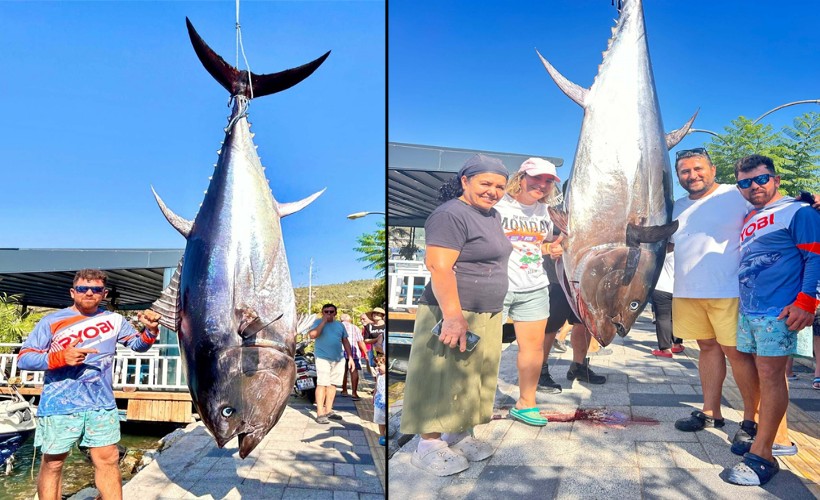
[0,248,183,310]
[388,142,563,227]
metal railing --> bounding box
[0,343,187,391]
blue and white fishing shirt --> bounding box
[738,196,820,317]
[18,308,157,416]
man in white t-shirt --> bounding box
[669,148,760,440]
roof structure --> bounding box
[388,142,564,227]
[0,248,183,310]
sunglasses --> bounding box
[74,286,106,294]
[322,310,336,314]
[675,147,708,159]
[736,174,773,189]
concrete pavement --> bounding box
[388,313,820,499]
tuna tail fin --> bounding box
[186,18,330,100]
[277,188,326,218]
[150,258,183,333]
[151,186,193,238]
[665,109,699,149]
[535,49,588,107]
[625,220,679,247]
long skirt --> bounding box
[399,304,503,435]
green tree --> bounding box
[779,112,820,193]
[702,112,820,194]
[0,294,46,353]
[354,221,386,278]
[705,116,784,184]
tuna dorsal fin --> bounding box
[151,186,193,238]
[665,109,699,150]
[186,18,330,100]
[547,206,570,235]
[277,188,326,218]
[150,258,183,333]
[625,220,679,247]
[535,49,588,108]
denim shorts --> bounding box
[502,287,550,322]
[737,313,797,357]
[34,408,120,455]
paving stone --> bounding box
[334,463,356,477]
[792,398,820,412]
[628,383,674,394]
[282,488,334,500]
[554,466,641,499]
[332,491,360,500]
[639,468,808,500]
[360,494,386,500]
[670,384,698,395]
[464,466,560,499]
[570,420,698,443]
[354,465,379,478]
[630,393,729,407]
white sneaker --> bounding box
[410,440,469,476]
[772,442,798,456]
[448,435,494,462]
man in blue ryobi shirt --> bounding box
[726,155,820,487]
[18,269,161,500]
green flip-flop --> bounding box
[509,407,548,427]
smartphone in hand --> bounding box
[431,320,481,351]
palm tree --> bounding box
[354,221,386,278]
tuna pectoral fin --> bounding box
[187,18,330,99]
[536,49,588,107]
[625,220,679,247]
[277,188,326,218]
[238,311,284,339]
[665,109,699,150]
[547,206,569,235]
[151,186,193,238]
[150,258,183,333]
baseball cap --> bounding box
[519,157,560,183]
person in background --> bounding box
[18,269,161,500]
[400,154,512,476]
[726,154,820,486]
[363,307,386,370]
[651,251,684,358]
[308,304,355,424]
[493,157,561,427]
[814,315,820,390]
[339,313,368,400]
[373,351,387,446]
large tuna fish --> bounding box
[538,0,695,346]
[150,18,328,458]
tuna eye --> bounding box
[629,301,640,311]
[221,407,236,418]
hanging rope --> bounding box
[235,0,254,100]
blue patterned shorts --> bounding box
[34,408,120,455]
[737,313,797,357]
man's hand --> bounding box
[547,235,564,260]
[439,316,469,352]
[138,310,162,335]
[64,337,98,366]
[778,304,815,331]
[348,358,355,372]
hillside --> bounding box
[294,279,380,316]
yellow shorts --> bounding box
[671,297,738,346]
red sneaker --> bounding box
[670,344,685,354]
[652,349,673,358]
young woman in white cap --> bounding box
[493,157,561,426]
[401,154,512,476]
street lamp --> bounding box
[347,211,386,220]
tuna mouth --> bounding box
[610,315,627,338]
[237,430,263,458]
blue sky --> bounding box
[389,0,820,200]
[0,1,385,287]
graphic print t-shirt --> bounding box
[738,197,820,316]
[494,194,553,292]
[17,308,156,416]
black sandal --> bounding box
[674,410,725,432]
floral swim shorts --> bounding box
[737,313,797,357]
[34,408,120,455]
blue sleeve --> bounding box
[17,318,53,371]
[118,317,156,353]
[791,207,820,309]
